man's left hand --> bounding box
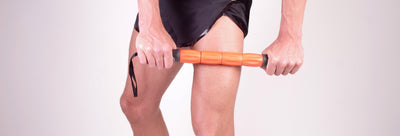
[262,37,304,76]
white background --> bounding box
[1,0,399,136]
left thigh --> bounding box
[190,15,244,133]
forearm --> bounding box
[278,0,307,41]
[137,0,164,33]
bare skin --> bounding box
[263,0,307,76]
[120,0,306,135]
[120,30,182,136]
[190,15,243,136]
[120,16,242,136]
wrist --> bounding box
[139,22,166,35]
[278,7,304,40]
[277,26,302,45]
[278,21,302,42]
[138,12,164,32]
[137,0,164,33]
[278,30,302,42]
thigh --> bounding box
[121,30,183,106]
[190,15,244,134]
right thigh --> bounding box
[121,30,183,107]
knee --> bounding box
[192,121,229,136]
[120,94,159,122]
[191,109,234,136]
[192,121,212,136]
[190,87,236,136]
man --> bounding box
[120,0,306,135]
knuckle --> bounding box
[271,58,279,64]
[153,47,161,54]
[139,44,146,49]
[136,43,144,49]
[297,60,303,66]
[280,60,288,66]
[289,61,296,66]
[163,47,172,54]
[162,46,171,51]
[137,46,144,51]
[145,46,152,52]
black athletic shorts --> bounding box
[134,0,252,47]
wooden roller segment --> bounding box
[173,49,268,68]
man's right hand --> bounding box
[136,0,176,69]
[136,25,176,69]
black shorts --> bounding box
[134,0,252,47]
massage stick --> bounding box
[172,49,268,68]
[129,49,268,97]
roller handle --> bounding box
[172,49,268,68]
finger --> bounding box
[290,65,300,74]
[153,48,164,69]
[137,49,147,64]
[274,61,287,76]
[265,58,277,76]
[136,37,148,64]
[163,48,174,69]
[282,61,295,75]
[290,61,303,74]
[143,47,156,67]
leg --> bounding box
[120,30,183,136]
[190,16,244,136]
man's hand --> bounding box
[262,37,304,76]
[263,0,306,76]
[136,0,176,69]
[136,26,176,69]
